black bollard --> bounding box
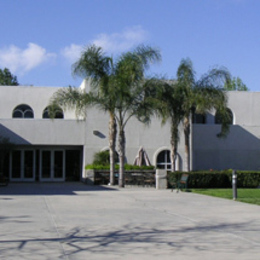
[232,170,237,200]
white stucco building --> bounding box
[0,83,259,182]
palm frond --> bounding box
[198,67,231,89]
[50,86,90,119]
[72,45,112,80]
[177,58,196,88]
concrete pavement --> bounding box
[0,183,260,259]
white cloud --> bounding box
[0,43,56,74]
[92,26,149,53]
[60,44,83,63]
[61,26,149,63]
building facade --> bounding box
[0,83,259,182]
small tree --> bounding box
[93,151,110,165]
[92,150,119,166]
[0,68,19,86]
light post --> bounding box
[232,169,237,200]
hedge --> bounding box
[167,170,260,189]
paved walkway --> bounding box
[0,183,259,259]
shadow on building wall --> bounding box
[0,124,31,145]
[193,125,260,171]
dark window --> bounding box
[13,104,34,118]
[65,150,81,181]
[42,151,51,179]
[54,151,64,178]
[156,150,171,170]
[43,106,64,119]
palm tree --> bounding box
[86,88,117,185]
[153,80,184,171]
[112,45,161,187]
[52,45,118,185]
[176,58,231,171]
[72,45,119,185]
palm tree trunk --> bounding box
[118,127,125,188]
[109,111,117,185]
[170,122,178,172]
[170,141,176,172]
[184,116,190,172]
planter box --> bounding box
[84,169,156,187]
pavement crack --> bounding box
[43,196,70,260]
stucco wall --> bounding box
[192,90,260,171]
[0,119,86,145]
[2,85,260,172]
[0,85,76,119]
[84,107,186,168]
[0,85,186,170]
[192,124,260,170]
[227,91,260,126]
[0,86,86,146]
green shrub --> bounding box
[167,170,260,189]
[85,164,114,170]
[92,151,110,165]
[85,163,154,171]
[92,150,120,165]
[188,171,231,188]
[236,171,260,188]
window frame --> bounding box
[12,104,34,119]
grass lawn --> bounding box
[191,189,260,206]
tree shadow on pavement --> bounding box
[0,221,259,259]
[0,182,118,196]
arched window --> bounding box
[156,150,171,170]
[42,105,64,119]
[13,104,34,118]
[215,108,233,125]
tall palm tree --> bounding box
[112,45,161,187]
[52,46,118,185]
[176,58,231,171]
[153,80,184,171]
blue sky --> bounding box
[0,0,259,90]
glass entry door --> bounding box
[40,150,65,181]
[24,151,34,179]
[10,150,35,181]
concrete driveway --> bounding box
[0,183,260,260]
